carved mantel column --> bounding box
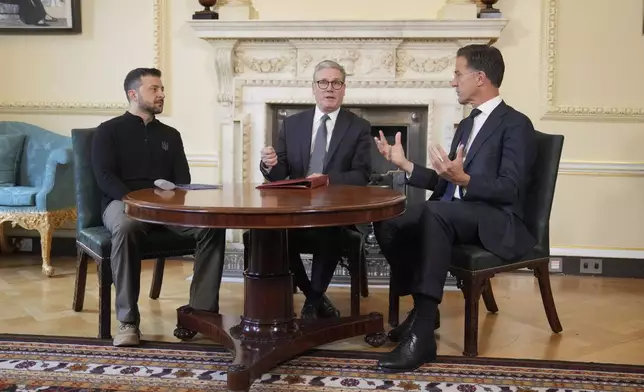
[438,0,478,20]
[207,39,239,186]
[209,39,238,105]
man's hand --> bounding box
[374,131,413,174]
[260,146,278,168]
[428,144,470,187]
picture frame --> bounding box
[0,0,81,34]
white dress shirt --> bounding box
[311,106,340,154]
[453,95,503,199]
[261,106,340,174]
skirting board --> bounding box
[5,236,644,280]
[551,247,644,260]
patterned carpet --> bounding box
[0,335,642,392]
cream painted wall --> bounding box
[1,0,643,252]
[0,0,220,183]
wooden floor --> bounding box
[1,254,644,366]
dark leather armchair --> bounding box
[70,128,196,339]
[243,227,369,317]
[388,130,565,356]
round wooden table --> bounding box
[124,183,405,392]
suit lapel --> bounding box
[464,102,508,170]
[324,109,351,169]
[300,108,315,174]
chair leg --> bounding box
[360,249,369,298]
[481,278,499,313]
[460,274,485,357]
[533,262,563,333]
[36,219,54,277]
[149,257,166,300]
[72,248,89,312]
[388,273,400,327]
[97,260,112,340]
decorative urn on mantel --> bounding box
[194,0,257,20]
[193,0,218,20]
[478,0,502,18]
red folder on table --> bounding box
[256,175,328,189]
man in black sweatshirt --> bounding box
[91,68,226,347]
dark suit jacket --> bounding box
[408,101,538,260]
[261,108,372,186]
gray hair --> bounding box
[313,60,346,82]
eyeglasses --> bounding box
[453,71,479,81]
[315,80,345,90]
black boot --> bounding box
[388,307,440,342]
[377,332,437,373]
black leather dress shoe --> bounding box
[388,308,440,342]
[377,332,437,373]
[300,303,318,319]
[317,294,340,318]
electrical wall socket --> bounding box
[17,238,33,252]
[548,257,563,272]
[580,258,602,274]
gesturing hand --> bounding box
[428,143,469,186]
[260,146,277,168]
[374,131,411,172]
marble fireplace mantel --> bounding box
[188,19,508,39]
[187,18,508,243]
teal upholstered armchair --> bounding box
[0,121,76,276]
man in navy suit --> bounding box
[259,60,372,319]
[373,44,537,372]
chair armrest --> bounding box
[35,147,75,211]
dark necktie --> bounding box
[307,114,329,176]
[440,108,482,201]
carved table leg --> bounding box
[176,228,385,392]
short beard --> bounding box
[139,101,163,115]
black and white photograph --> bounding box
[0,0,81,33]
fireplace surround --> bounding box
[186,17,508,282]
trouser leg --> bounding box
[308,227,343,299]
[373,202,425,297]
[416,201,480,302]
[166,225,227,312]
[289,251,312,296]
[103,200,152,325]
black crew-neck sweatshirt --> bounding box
[91,111,191,213]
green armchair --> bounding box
[0,121,76,276]
[71,128,196,339]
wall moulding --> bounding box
[542,0,644,122]
[186,153,219,168]
[558,161,644,177]
[0,0,166,115]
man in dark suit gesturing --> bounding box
[373,44,538,372]
[259,60,372,319]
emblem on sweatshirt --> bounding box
[161,141,169,151]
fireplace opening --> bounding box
[368,125,407,185]
[230,103,459,287]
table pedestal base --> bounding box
[175,306,384,391]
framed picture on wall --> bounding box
[0,0,81,34]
